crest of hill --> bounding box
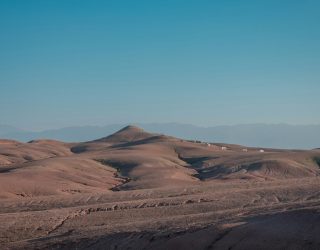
[94,125,157,144]
[0,139,21,145]
[27,139,66,145]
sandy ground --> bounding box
[0,126,319,249]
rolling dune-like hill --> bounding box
[0,126,320,249]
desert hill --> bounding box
[2,123,320,149]
[0,125,319,198]
[1,126,320,249]
[94,125,157,144]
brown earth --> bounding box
[0,125,319,249]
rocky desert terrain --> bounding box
[0,126,319,249]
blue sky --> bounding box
[0,0,319,130]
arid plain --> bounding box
[0,126,320,249]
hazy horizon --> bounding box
[2,121,320,133]
[1,122,319,149]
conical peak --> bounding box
[95,125,152,143]
[117,125,145,133]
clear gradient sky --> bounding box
[1,0,319,130]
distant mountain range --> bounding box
[0,123,319,149]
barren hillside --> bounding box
[0,126,319,249]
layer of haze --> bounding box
[1,0,319,130]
